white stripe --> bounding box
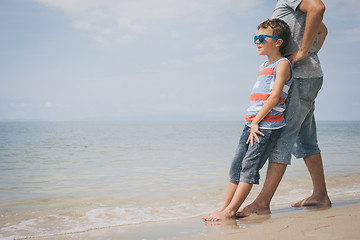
[253,80,261,89]
[282,84,290,94]
[246,106,262,112]
[248,105,285,113]
[273,106,285,112]
[269,81,274,90]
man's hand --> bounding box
[286,50,310,65]
[246,123,264,147]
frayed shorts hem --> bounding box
[230,178,259,185]
[293,149,321,159]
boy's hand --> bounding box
[246,123,264,147]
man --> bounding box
[238,0,331,217]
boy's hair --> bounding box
[258,19,291,56]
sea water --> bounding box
[0,121,359,239]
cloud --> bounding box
[11,102,65,109]
[193,52,234,63]
[194,34,248,63]
[34,0,265,44]
[332,27,360,43]
[11,102,32,108]
[155,105,191,113]
[35,0,263,20]
[43,102,65,108]
[324,0,360,21]
[196,34,235,51]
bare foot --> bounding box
[204,218,239,229]
[201,211,215,220]
[201,209,221,220]
[291,195,332,208]
[235,203,271,218]
[204,210,234,222]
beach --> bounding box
[44,199,360,240]
[180,202,360,240]
[1,121,359,239]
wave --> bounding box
[2,174,359,240]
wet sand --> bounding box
[45,199,360,240]
[178,201,360,240]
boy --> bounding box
[202,19,292,221]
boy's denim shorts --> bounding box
[229,125,281,184]
[269,77,323,165]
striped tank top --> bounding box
[245,57,293,129]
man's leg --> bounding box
[238,77,330,216]
[290,79,331,208]
[292,152,331,207]
[237,162,287,217]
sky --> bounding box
[1,0,359,121]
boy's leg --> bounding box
[201,182,238,219]
[220,182,239,210]
[205,182,253,221]
[237,162,287,217]
[205,129,278,221]
[202,126,249,219]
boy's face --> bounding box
[256,28,280,56]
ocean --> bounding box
[0,121,359,239]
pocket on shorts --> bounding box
[299,77,323,102]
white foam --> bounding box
[0,199,218,239]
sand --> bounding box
[47,200,360,240]
[179,202,360,240]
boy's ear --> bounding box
[276,39,284,47]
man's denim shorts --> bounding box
[269,77,323,165]
[229,125,281,184]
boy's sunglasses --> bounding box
[254,34,279,44]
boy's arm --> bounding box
[247,60,291,146]
[287,0,326,64]
[316,22,328,53]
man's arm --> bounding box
[287,0,326,64]
[316,22,328,53]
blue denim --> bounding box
[269,77,323,164]
[229,125,281,184]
